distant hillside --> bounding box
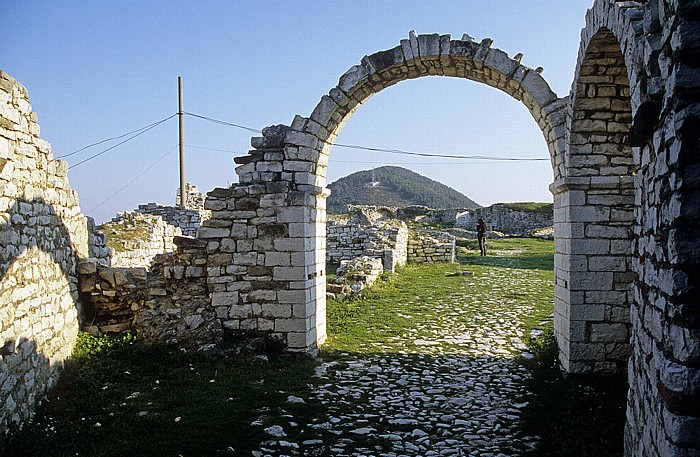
[327,166,480,214]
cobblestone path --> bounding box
[253,265,551,456]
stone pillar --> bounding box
[552,176,633,374]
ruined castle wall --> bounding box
[455,204,553,235]
[407,229,456,263]
[0,71,90,433]
[326,221,408,272]
[135,202,210,238]
[611,1,700,455]
[78,236,216,347]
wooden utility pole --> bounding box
[178,76,186,207]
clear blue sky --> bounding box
[3,1,593,223]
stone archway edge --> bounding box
[244,31,569,181]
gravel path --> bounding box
[252,266,549,456]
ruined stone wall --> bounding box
[0,71,90,433]
[79,236,215,347]
[455,204,553,235]
[548,1,700,454]
[100,211,181,268]
[175,182,207,210]
[611,1,698,455]
[407,229,456,263]
[326,219,408,272]
[135,202,210,237]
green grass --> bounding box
[500,202,553,214]
[2,336,319,457]
[99,219,152,252]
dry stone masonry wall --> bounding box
[135,201,210,238]
[99,211,181,268]
[549,1,699,455]
[326,207,409,273]
[0,71,91,433]
[455,204,554,236]
[407,229,456,263]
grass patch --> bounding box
[500,202,553,214]
[521,328,628,457]
[2,335,319,457]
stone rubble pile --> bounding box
[327,256,385,298]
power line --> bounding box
[85,145,178,214]
[57,114,177,159]
[185,144,237,153]
[184,113,548,162]
[68,114,176,169]
[332,143,548,161]
[184,111,262,134]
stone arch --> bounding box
[552,25,637,376]
[283,31,568,188]
[226,32,568,354]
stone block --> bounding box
[275,318,307,333]
[590,323,628,343]
[261,304,292,318]
[570,304,605,320]
[211,292,239,307]
[198,227,230,238]
[273,266,307,281]
[588,255,628,272]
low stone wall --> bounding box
[408,230,456,263]
[78,237,217,348]
[455,204,552,235]
[135,202,210,237]
[326,218,408,273]
[99,211,181,268]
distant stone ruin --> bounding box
[455,204,553,236]
[135,184,211,237]
[98,211,181,268]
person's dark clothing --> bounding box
[476,219,487,256]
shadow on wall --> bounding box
[0,196,84,433]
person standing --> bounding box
[476,218,487,256]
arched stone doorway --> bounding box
[213,31,569,354]
[552,26,636,376]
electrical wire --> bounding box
[185,144,237,153]
[184,111,262,134]
[57,114,177,159]
[85,145,178,214]
[68,114,177,169]
[184,113,548,162]
[331,143,548,161]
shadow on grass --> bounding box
[518,329,628,457]
[1,337,319,457]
